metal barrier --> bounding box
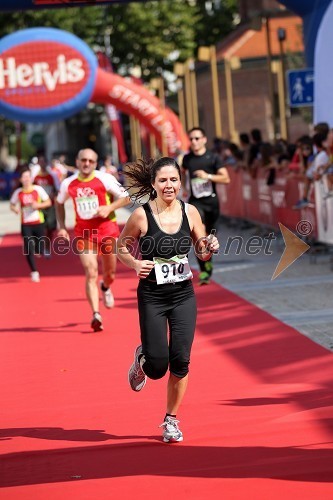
[216,168,318,239]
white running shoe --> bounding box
[30,271,40,283]
[100,281,115,308]
[128,345,147,391]
[91,312,103,332]
[159,416,183,443]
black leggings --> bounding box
[21,224,46,272]
[189,196,220,274]
[137,279,197,380]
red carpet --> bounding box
[1,234,333,499]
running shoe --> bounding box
[128,345,147,391]
[91,312,103,332]
[100,281,115,308]
[198,271,210,286]
[159,416,183,443]
[30,271,40,283]
[293,199,309,209]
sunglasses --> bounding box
[189,136,204,141]
[79,158,97,163]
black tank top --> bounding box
[139,200,192,280]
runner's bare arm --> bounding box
[117,208,155,277]
[194,167,230,184]
[55,200,69,239]
[10,202,19,214]
[31,198,52,210]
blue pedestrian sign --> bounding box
[287,68,314,107]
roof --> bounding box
[217,15,304,60]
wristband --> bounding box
[208,174,212,180]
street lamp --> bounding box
[271,28,288,141]
[277,27,288,140]
[198,45,222,137]
[263,16,277,141]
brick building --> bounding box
[195,0,310,145]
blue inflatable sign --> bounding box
[0,28,97,123]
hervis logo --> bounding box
[0,27,97,123]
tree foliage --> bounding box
[0,0,237,79]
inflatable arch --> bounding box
[0,27,188,157]
[92,68,188,156]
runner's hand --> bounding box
[205,230,219,254]
[134,260,155,278]
[58,228,70,240]
[96,205,112,218]
[194,170,210,180]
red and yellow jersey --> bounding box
[33,171,59,203]
[10,185,50,225]
[56,170,128,241]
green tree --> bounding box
[194,0,238,49]
[0,0,237,80]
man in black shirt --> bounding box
[181,127,230,285]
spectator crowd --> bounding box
[204,122,333,207]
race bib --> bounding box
[75,195,99,220]
[22,206,40,224]
[153,255,193,285]
[191,178,213,198]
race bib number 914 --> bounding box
[153,255,193,285]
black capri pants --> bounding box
[21,223,46,272]
[137,279,197,380]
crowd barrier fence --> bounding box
[216,168,320,240]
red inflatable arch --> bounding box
[92,67,189,157]
[0,28,188,157]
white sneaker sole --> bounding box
[100,281,115,308]
[163,435,183,443]
[128,347,147,391]
[103,294,114,308]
